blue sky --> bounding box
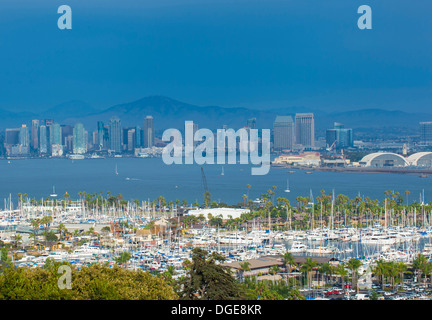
[0,0,431,113]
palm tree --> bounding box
[395,261,408,290]
[413,254,428,284]
[347,258,363,291]
[301,258,318,292]
[269,264,280,284]
[12,234,22,249]
[30,219,40,247]
[320,262,332,288]
[239,261,251,282]
[336,263,348,294]
[246,184,251,203]
[283,252,296,274]
[372,259,386,290]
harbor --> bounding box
[2,192,432,300]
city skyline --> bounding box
[0,1,431,114]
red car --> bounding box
[344,284,352,289]
[326,290,340,295]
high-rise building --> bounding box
[97,121,104,150]
[143,115,154,148]
[273,116,294,151]
[50,123,62,146]
[295,113,315,148]
[5,128,20,145]
[61,125,73,146]
[31,119,39,151]
[420,122,432,145]
[135,126,142,148]
[109,116,122,153]
[19,125,29,147]
[19,125,30,154]
[73,123,87,154]
[247,118,257,130]
[39,125,48,154]
[127,128,136,152]
[326,122,353,149]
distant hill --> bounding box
[0,96,429,136]
[41,100,100,120]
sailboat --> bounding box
[50,186,57,197]
[221,166,224,176]
[284,179,290,193]
[115,164,118,175]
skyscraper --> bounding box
[109,116,122,153]
[19,125,30,154]
[295,113,315,148]
[39,125,48,154]
[326,122,353,149]
[31,119,39,151]
[420,122,432,145]
[273,116,294,151]
[97,121,105,150]
[143,115,154,148]
[247,118,257,130]
[127,128,136,152]
[135,126,141,148]
[19,125,29,147]
[73,123,86,154]
[50,123,62,146]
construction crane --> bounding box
[326,140,337,152]
[201,166,209,193]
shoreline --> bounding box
[272,164,432,175]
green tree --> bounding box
[177,248,243,300]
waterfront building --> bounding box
[135,126,142,148]
[109,116,122,153]
[61,125,73,146]
[407,152,432,167]
[97,121,105,150]
[19,125,30,154]
[326,122,353,149]
[420,122,432,145]
[50,123,62,146]
[39,125,48,154]
[295,113,315,148]
[359,152,408,167]
[143,115,154,148]
[73,123,87,154]
[30,119,39,151]
[273,115,294,151]
[127,128,136,152]
[51,144,63,157]
[5,128,20,146]
[273,152,321,167]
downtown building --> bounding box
[143,115,154,148]
[73,123,87,154]
[420,122,432,145]
[109,116,122,153]
[326,122,353,149]
[273,116,294,151]
[294,113,315,149]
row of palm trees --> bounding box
[237,252,432,294]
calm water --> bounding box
[0,157,430,206]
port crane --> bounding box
[201,166,209,194]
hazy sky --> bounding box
[0,0,431,113]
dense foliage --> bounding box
[0,261,177,300]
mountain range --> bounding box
[0,96,428,135]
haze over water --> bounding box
[0,157,429,206]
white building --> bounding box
[186,208,250,220]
